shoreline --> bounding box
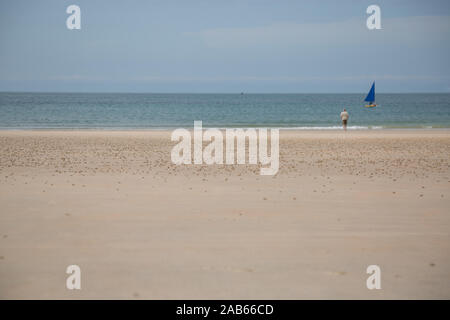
[1,127,450,132]
[1,129,450,140]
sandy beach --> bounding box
[0,129,449,299]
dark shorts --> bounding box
[342,119,347,125]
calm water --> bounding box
[0,92,449,129]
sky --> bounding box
[1,0,450,93]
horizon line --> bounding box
[1,91,449,95]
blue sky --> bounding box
[1,0,449,93]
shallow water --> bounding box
[0,92,449,129]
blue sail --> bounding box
[364,82,375,102]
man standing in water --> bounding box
[340,108,349,131]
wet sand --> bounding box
[0,130,449,299]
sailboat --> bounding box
[364,82,377,108]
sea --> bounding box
[0,92,449,130]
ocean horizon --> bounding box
[1,92,449,130]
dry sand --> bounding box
[0,130,449,299]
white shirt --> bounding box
[340,111,349,121]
